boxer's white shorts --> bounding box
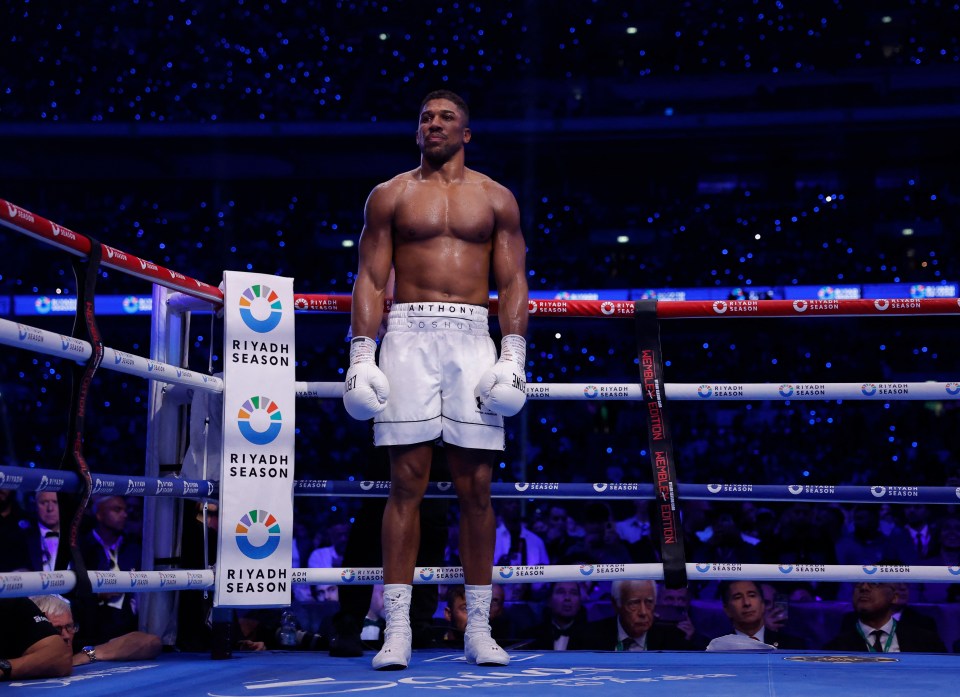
[373,302,505,451]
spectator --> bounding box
[560,502,632,565]
[655,583,709,650]
[825,580,945,653]
[835,506,914,564]
[759,582,793,633]
[80,495,142,643]
[581,579,696,651]
[26,492,61,572]
[542,504,575,563]
[494,500,550,600]
[177,500,218,652]
[440,585,468,646]
[718,580,806,649]
[890,582,939,634]
[615,500,650,544]
[901,504,938,561]
[834,506,914,600]
[528,581,591,651]
[0,597,72,681]
[306,514,351,603]
[915,514,960,603]
[29,594,161,665]
[0,488,30,572]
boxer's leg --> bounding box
[372,442,432,670]
[448,444,509,666]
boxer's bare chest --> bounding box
[393,180,495,244]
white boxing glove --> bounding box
[475,334,527,416]
[343,336,390,420]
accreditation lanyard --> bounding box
[856,619,897,653]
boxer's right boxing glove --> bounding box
[343,336,389,420]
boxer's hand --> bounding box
[343,336,389,420]
[475,334,527,416]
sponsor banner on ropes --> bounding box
[215,272,295,608]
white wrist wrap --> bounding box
[349,336,378,364]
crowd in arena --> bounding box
[2,0,960,659]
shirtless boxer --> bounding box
[343,89,528,669]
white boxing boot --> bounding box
[463,584,510,666]
[372,584,413,670]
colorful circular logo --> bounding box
[341,569,356,583]
[861,383,878,397]
[35,296,52,314]
[583,385,599,398]
[235,509,281,560]
[946,383,960,396]
[779,384,795,398]
[239,284,283,333]
[498,566,515,579]
[237,396,283,445]
[697,384,713,398]
[579,564,594,576]
[122,296,140,314]
[419,568,435,581]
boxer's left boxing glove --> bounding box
[343,336,389,420]
[475,334,527,416]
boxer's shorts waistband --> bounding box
[387,302,490,334]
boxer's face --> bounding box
[417,98,470,161]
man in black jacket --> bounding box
[719,580,807,649]
[528,581,593,651]
[581,580,698,651]
[825,580,945,653]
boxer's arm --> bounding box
[491,185,528,338]
[351,183,396,340]
[474,185,529,417]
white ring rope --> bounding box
[8,317,958,402]
[3,563,958,599]
[1,317,224,392]
[300,380,960,401]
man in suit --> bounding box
[582,579,698,651]
[80,495,142,643]
[825,580,945,653]
[528,581,593,650]
[26,492,61,572]
[719,580,807,649]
